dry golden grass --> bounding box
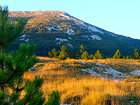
[23,57,140,104]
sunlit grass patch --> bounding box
[23,57,140,104]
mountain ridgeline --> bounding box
[9,11,140,57]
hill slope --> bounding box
[9,11,140,56]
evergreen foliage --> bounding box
[133,49,140,59]
[48,48,58,58]
[94,50,103,59]
[81,51,89,60]
[113,49,122,59]
[13,76,45,105]
[80,45,84,54]
[59,45,69,60]
[0,6,27,53]
[0,6,47,105]
[89,54,94,60]
[45,91,61,105]
[76,45,85,59]
[126,56,130,59]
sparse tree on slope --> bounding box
[59,45,69,60]
[133,48,140,59]
[76,45,85,59]
[94,50,103,59]
[0,6,46,105]
[81,51,89,60]
[89,54,94,60]
[113,49,122,59]
[80,45,84,54]
[48,48,58,58]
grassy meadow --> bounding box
[23,57,140,105]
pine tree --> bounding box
[94,50,103,59]
[48,48,58,58]
[48,51,53,58]
[80,45,84,54]
[0,6,46,105]
[76,45,85,59]
[81,51,89,60]
[89,54,94,60]
[126,56,130,59]
[59,45,69,60]
[134,49,139,59]
[45,91,61,105]
[113,49,122,59]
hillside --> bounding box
[23,57,140,104]
[8,11,140,56]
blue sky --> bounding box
[1,0,140,39]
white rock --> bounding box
[88,25,104,34]
[20,34,29,41]
[67,28,75,35]
[46,27,54,31]
[130,70,140,75]
[67,43,73,47]
[90,35,102,40]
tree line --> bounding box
[48,45,140,60]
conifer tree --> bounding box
[0,6,46,105]
[48,48,58,58]
[89,54,94,60]
[94,50,103,59]
[59,45,69,60]
[80,45,84,54]
[48,51,53,58]
[113,49,122,59]
[76,45,85,59]
[81,51,89,60]
[133,49,140,59]
[45,91,61,105]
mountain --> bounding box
[8,11,140,57]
